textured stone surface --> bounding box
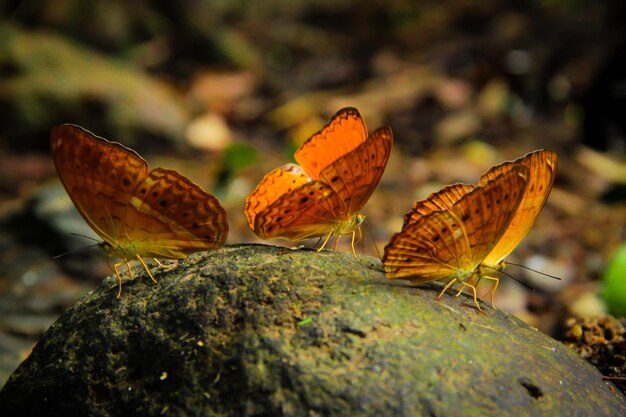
[0,244,624,416]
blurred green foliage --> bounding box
[215,142,258,190]
[602,244,626,317]
[223,142,258,171]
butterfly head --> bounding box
[98,241,114,255]
[336,212,366,235]
[98,241,133,261]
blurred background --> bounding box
[1,0,626,387]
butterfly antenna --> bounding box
[51,243,99,260]
[506,261,562,280]
[363,219,381,258]
[483,265,534,290]
[69,232,99,243]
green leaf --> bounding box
[222,142,258,172]
[601,244,626,318]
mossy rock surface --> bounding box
[0,244,624,416]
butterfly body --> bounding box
[51,124,228,296]
[245,108,392,254]
[383,149,557,311]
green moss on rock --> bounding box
[0,244,624,416]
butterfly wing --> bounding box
[402,183,476,229]
[244,163,311,231]
[121,168,228,258]
[295,107,368,180]
[52,124,227,260]
[383,167,528,282]
[316,126,393,216]
[50,124,149,247]
[479,149,557,266]
[253,180,345,241]
[249,108,392,241]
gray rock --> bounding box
[0,244,624,417]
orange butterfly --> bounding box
[244,107,393,255]
[383,150,557,311]
[51,124,228,296]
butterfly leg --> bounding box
[351,225,363,246]
[333,233,343,251]
[154,258,175,270]
[436,278,458,301]
[458,281,483,313]
[455,274,481,297]
[349,230,357,257]
[454,283,465,298]
[317,228,335,252]
[136,255,158,284]
[479,275,500,309]
[111,261,132,298]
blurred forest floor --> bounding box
[1,1,626,388]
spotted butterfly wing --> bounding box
[51,124,228,261]
[383,166,528,282]
[314,126,393,216]
[252,174,345,240]
[245,108,392,244]
[402,183,476,229]
[244,163,311,234]
[295,107,369,180]
[478,149,557,266]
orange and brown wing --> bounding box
[52,124,227,260]
[383,167,528,282]
[294,107,368,180]
[123,168,228,258]
[50,124,149,246]
[402,183,475,229]
[316,126,393,216]
[244,163,311,230]
[248,108,391,242]
[479,149,557,266]
[252,180,344,241]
